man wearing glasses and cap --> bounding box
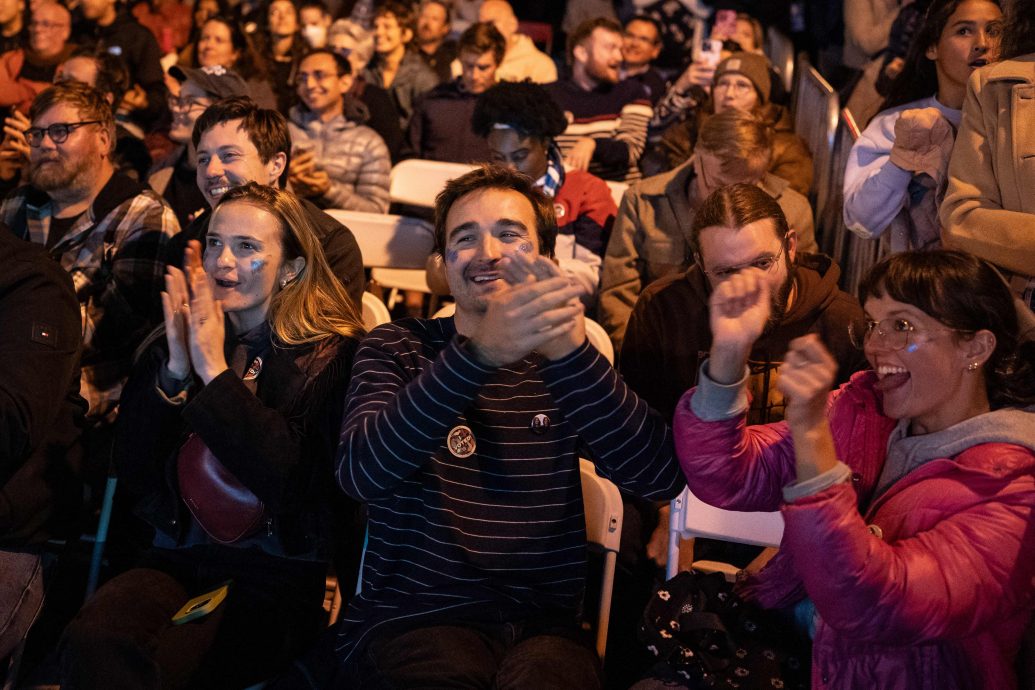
[148,64,250,228]
[0,81,179,460]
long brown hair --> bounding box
[213,183,365,344]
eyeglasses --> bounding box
[847,318,968,351]
[623,31,659,45]
[296,70,338,84]
[29,20,69,30]
[167,95,212,112]
[26,121,101,147]
[713,79,754,95]
[699,245,785,281]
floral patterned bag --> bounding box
[638,570,810,689]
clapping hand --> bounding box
[890,107,952,175]
[499,252,586,361]
[288,150,332,197]
[775,334,839,482]
[159,240,229,385]
[466,255,584,367]
[672,61,716,96]
[776,335,837,431]
[0,111,30,182]
[706,268,772,382]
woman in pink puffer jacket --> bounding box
[674,247,1035,689]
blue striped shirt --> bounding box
[334,317,684,660]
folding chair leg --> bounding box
[86,475,118,600]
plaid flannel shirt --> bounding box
[1,172,180,423]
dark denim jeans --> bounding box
[58,545,326,690]
[354,621,603,690]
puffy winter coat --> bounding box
[674,370,1035,690]
[288,99,391,214]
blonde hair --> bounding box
[696,109,773,182]
[213,183,365,345]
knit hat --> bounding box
[169,64,249,99]
[714,52,771,104]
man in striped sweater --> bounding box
[335,165,684,686]
[545,17,654,184]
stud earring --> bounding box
[280,278,289,289]
[967,361,980,371]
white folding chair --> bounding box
[389,159,478,208]
[325,210,435,270]
[666,486,784,581]
[579,458,622,663]
[825,110,890,296]
[325,209,437,309]
[764,26,795,94]
[361,291,391,330]
[604,180,628,208]
[432,302,456,319]
[791,57,839,236]
[821,109,861,262]
[584,317,614,365]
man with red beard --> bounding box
[544,17,652,183]
[0,81,178,447]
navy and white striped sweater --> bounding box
[334,317,684,660]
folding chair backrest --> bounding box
[666,486,784,579]
[764,26,795,94]
[432,302,456,319]
[824,110,890,295]
[324,210,435,269]
[818,108,861,261]
[579,458,622,663]
[792,57,839,232]
[361,291,391,329]
[389,159,479,209]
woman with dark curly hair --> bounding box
[470,80,618,305]
[941,0,1035,311]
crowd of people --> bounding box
[1,0,1035,688]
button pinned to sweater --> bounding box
[447,425,476,458]
[530,414,551,434]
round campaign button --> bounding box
[530,414,551,434]
[447,425,476,458]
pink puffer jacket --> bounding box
[674,370,1035,690]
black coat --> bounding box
[114,330,359,560]
[0,229,85,546]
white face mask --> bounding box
[301,23,328,48]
